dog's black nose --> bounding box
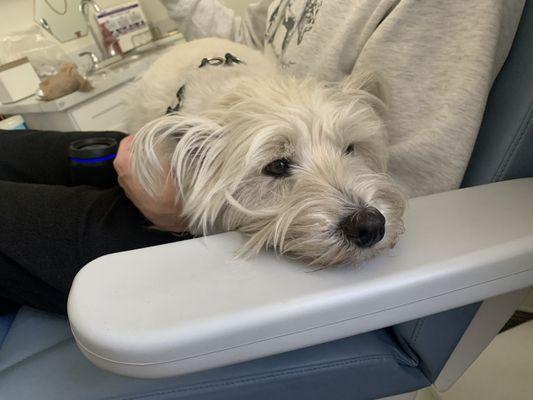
[340,207,386,248]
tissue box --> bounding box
[0,57,41,104]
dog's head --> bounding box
[132,71,406,266]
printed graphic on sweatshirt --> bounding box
[265,0,323,65]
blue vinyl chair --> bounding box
[1,2,533,399]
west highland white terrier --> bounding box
[129,37,406,266]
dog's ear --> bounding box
[340,70,388,115]
[133,113,238,236]
[131,114,221,198]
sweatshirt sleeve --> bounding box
[160,0,272,49]
[351,0,525,197]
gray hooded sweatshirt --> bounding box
[161,0,524,197]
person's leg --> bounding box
[0,180,187,314]
[1,253,67,314]
[0,129,126,185]
[0,129,126,313]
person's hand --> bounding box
[114,135,188,232]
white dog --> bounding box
[129,37,406,266]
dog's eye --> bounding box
[263,158,292,178]
[345,144,355,155]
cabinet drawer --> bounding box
[69,86,129,132]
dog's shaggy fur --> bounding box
[129,38,406,266]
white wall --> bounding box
[0,0,93,59]
[0,0,35,37]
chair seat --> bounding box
[0,307,429,400]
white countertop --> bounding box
[0,35,184,115]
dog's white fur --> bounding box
[129,38,406,266]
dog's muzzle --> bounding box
[340,207,386,248]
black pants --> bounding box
[0,130,183,315]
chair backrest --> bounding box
[393,0,533,383]
[462,0,533,186]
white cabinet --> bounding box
[22,84,131,132]
[22,83,132,132]
[70,86,129,131]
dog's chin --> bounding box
[270,222,404,267]
[282,244,378,267]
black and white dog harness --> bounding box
[165,53,244,115]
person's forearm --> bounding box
[160,0,270,48]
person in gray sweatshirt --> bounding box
[158,0,524,197]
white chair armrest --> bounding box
[68,178,533,378]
